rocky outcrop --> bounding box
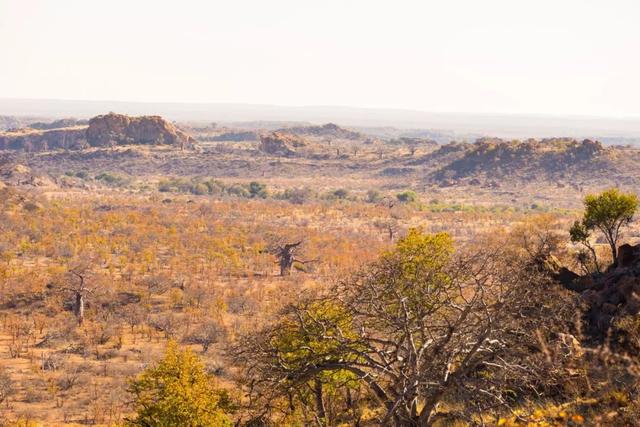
[259,132,308,157]
[86,113,194,148]
[0,113,195,152]
[555,243,640,348]
[430,138,608,183]
[0,128,88,151]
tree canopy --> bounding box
[235,228,573,425]
[570,188,637,266]
[126,341,234,427]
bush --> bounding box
[248,181,268,198]
[127,341,234,426]
[332,188,349,200]
[396,190,417,203]
[366,189,382,203]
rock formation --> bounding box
[0,127,88,151]
[259,132,308,157]
[424,138,638,185]
[553,242,640,349]
[86,113,194,148]
[0,113,195,152]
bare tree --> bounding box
[267,239,317,276]
[235,231,578,425]
[184,320,227,353]
[0,368,14,407]
[58,266,94,326]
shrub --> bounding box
[366,189,382,203]
[126,341,234,426]
[248,181,268,198]
[396,190,417,203]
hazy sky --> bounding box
[1,0,639,116]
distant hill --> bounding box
[0,115,44,132]
[424,138,640,186]
[276,123,362,140]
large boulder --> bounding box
[86,113,194,148]
[259,132,308,157]
[617,243,640,268]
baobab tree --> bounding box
[267,239,317,276]
[50,265,95,325]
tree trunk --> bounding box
[280,255,294,276]
[75,293,84,325]
[314,379,326,425]
[610,241,618,266]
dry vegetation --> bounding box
[1,118,640,425]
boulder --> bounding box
[617,243,640,268]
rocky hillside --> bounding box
[424,138,640,186]
[551,242,640,352]
[0,113,195,152]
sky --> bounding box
[1,0,639,117]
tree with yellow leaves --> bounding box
[126,341,234,426]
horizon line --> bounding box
[2,97,640,122]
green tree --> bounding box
[127,341,233,426]
[571,188,638,265]
[248,181,268,198]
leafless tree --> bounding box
[184,320,227,353]
[267,239,317,276]
[0,368,13,407]
[234,242,578,425]
[54,265,95,326]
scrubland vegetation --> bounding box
[2,118,640,425]
[0,180,639,426]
